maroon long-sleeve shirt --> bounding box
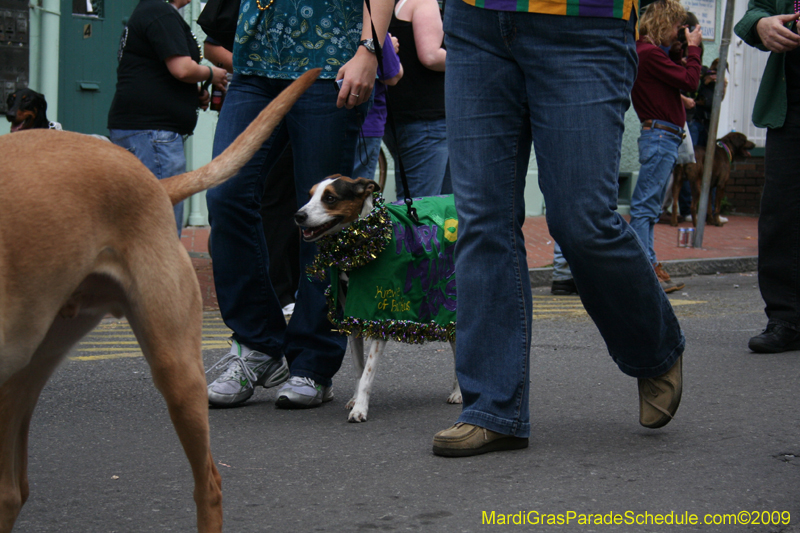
[631,40,702,128]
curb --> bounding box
[528,256,758,288]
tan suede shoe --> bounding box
[638,355,682,429]
[432,422,528,457]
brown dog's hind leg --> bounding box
[124,248,222,533]
[0,371,41,533]
[0,312,103,533]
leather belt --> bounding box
[641,120,685,139]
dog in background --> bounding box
[5,88,59,131]
[294,176,461,423]
[0,69,319,533]
[671,131,755,227]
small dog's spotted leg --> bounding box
[348,338,387,422]
[346,335,364,410]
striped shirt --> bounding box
[462,0,637,19]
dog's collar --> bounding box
[306,193,393,280]
[716,140,732,164]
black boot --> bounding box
[748,323,800,353]
[551,278,578,296]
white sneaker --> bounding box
[206,340,289,407]
[684,214,693,222]
[718,216,729,224]
[282,302,295,319]
[275,376,333,409]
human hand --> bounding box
[685,24,703,48]
[210,65,228,92]
[681,95,696,109]
[198,86,210,111]
[756,14,800,53]
[391,33,400,54]
[335,48,378,109]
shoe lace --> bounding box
[206,350,260,387]
[287,376,316,388]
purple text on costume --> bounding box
[393,222,440,256]
[404,243,457,321]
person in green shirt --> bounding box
[735,1,800,353]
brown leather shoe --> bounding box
[432,423,528,457]
[654,263,685,293]
[638,355,682,429]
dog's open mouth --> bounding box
[8,115,32,132]
[301,217,342,241]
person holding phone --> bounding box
[629,0,702,293]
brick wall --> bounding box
[726,156,765,214]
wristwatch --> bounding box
[358,38,376,53]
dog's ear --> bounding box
[36,92,47,114]
[352,177,381,195]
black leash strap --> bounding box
[364,0,419,224]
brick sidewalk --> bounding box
[183,214,758,310]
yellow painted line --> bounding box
[72,353,145,361]
[69,342,230,361]
[530,298,705,319]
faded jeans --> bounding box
[630,124,682,264]
[108,129,185,236]
[444,2,684,438]
[383,118,450,197]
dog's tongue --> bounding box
[10,122,22,132]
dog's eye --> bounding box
[323,194,337,204]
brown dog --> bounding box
[0,68,319,532]
[671,131,755,227]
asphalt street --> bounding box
[12,272,800,533]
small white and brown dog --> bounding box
[294,175,461,422]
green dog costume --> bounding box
[309,195,458,343]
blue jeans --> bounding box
[108,129,185,236]
[353,136,383,181]
[444,2,684,438]
[552,241,572,281]
[383,118,450,197]
[206,73,369,387]
[630,124,682,264]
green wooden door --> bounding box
[58,0,137,135]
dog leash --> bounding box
[364,0,419,224]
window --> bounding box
[72,0,103,18]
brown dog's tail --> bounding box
[160,68,321,205]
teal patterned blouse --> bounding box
[233,0,364,79]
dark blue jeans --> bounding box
[444,2,684,437]
[207,73,369,387]
[760,103,800,330]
